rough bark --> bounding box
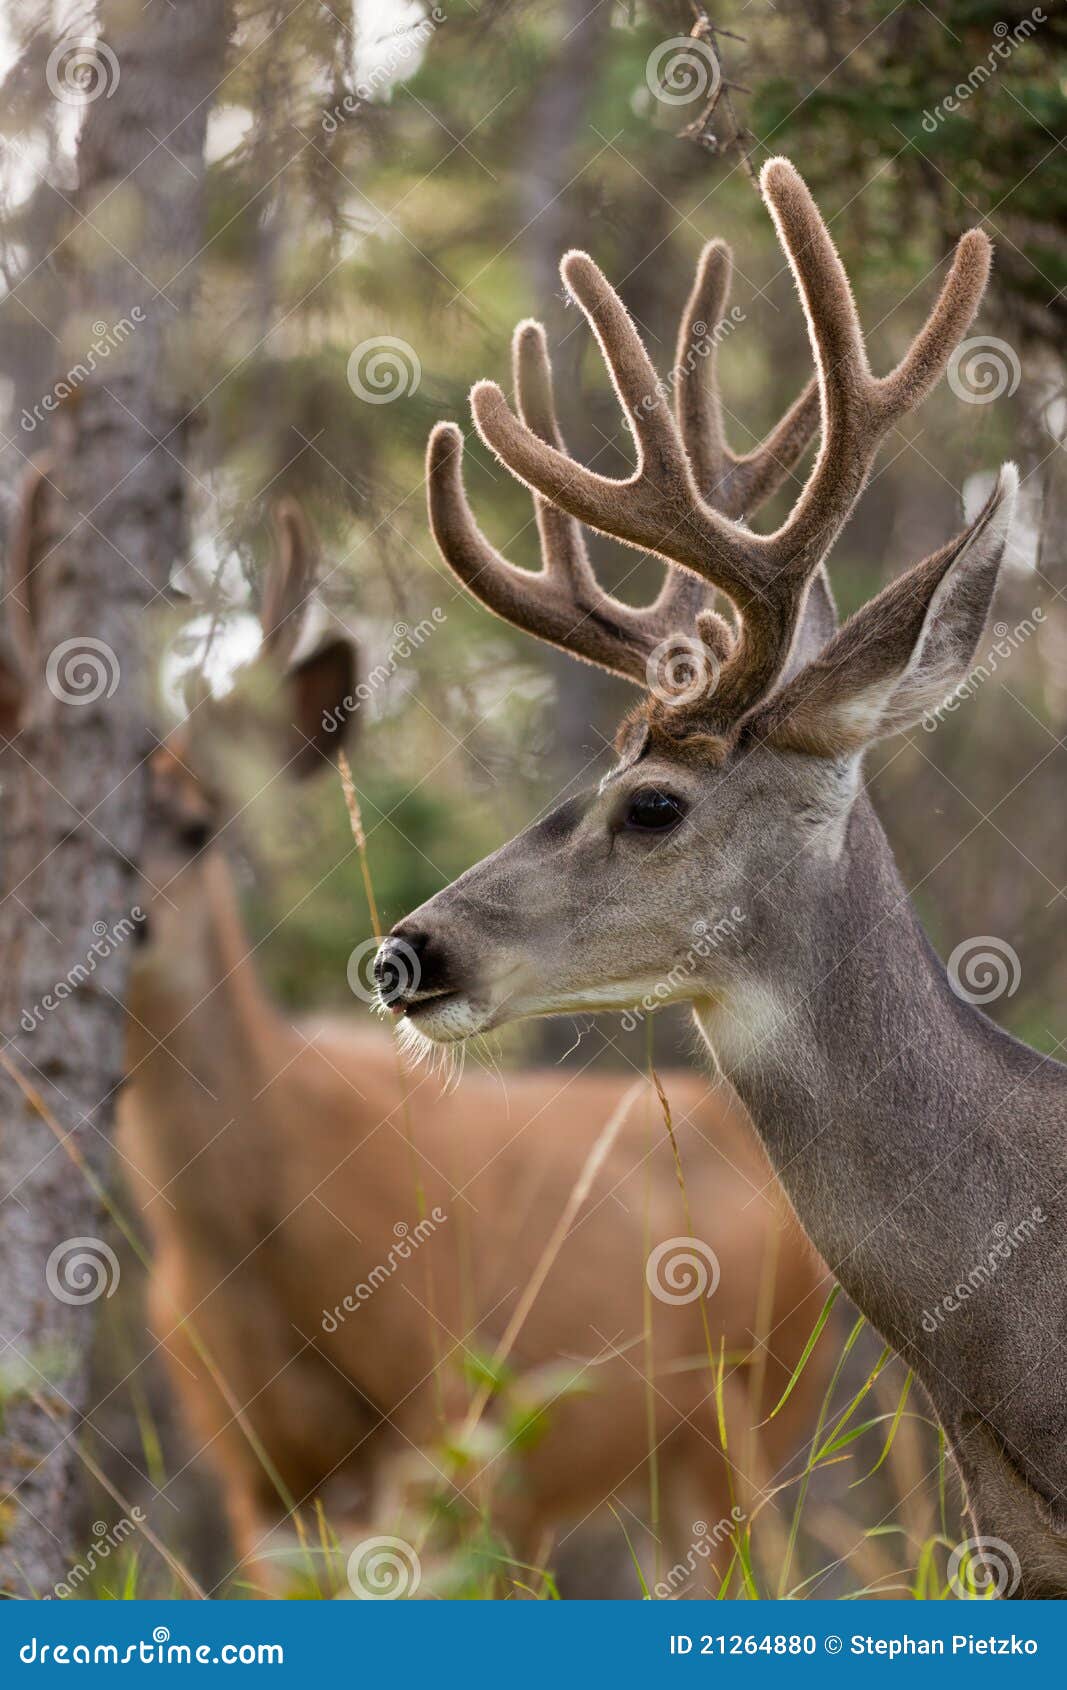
[0,0,228,1597]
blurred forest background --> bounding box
[3,0,1065,1049]
[0,0,1066,1597]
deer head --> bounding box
[0,474,357,970]
[378,158,1016,1052]
[134,500,358,974]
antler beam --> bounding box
[428,207,820,688]
[438,159,990,716]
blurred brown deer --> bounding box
[1,472,829,1596]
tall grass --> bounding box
[6,770,982,1604]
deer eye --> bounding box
[623,789,687,832]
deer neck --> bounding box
[126,851,290,1172]
[692,792,1060,1357]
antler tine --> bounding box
[472,160,991,715]
[516,320,726,652]
[431,231,825,686]
[758,157,991,575]
[428,323,673,684]
[675,240,819,519]
[471,254,715,575]
[512,320,599,601]
[431,310,740,683]
[261,498,318,667]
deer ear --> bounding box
[754,465,1018,758]
[261,499,317,668]
[779,566,838,684]
[286,637,358,778]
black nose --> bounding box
[374,934,420,1006]
[373,925,453,1008]
[373,926,456,1000]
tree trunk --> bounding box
[0,0,228,1598]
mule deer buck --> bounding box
[380,157,1066,1597]
[38,499,829,1593]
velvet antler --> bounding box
[430,159,990,717]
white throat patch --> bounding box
[693,982,793,1077]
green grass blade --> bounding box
[765,1284,840,1421]
[735,1525,760,1600]
[854,1370,914,1484]
[716,1549,739,1599]
[776,1310,865,1597]
[815,1414,891,1461]
[608,1503,651,1599]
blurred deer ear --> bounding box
[286,637,358,777]
[753,467,1017,759]
[261,498,317,668]
[257,497,359,773]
